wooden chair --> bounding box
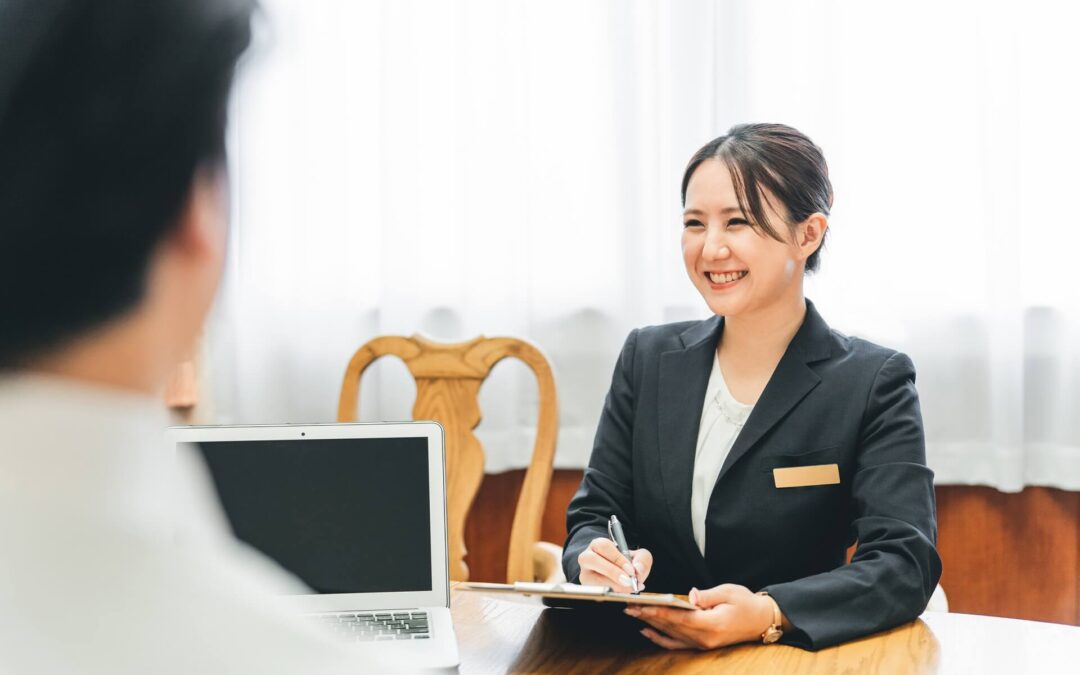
[926,583,950,612]
[337,334,563,584]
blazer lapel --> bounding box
[715,300,835,484]
[658,315,722,582]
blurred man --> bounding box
[0,1,396,671]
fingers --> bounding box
[630,548,653,583]
[626,587,755,650]
[577,540,655,592]
[640,627,694,650]
[630,609,700,646]
[578,540,635,592]
[589,537,631,569]
[626,605,685,628]
[580,568,636,593]
[692,583,741,609]
[625,605,719,649]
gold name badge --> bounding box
[773,463,840,488]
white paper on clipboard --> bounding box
[458,581,697,610]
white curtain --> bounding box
[206,0,1080,491]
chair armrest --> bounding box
[532,541,565,584]
[925,583,949,612]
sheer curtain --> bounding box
[206,0,1080,491]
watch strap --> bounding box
[755,591,783,644]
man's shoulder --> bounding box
[0,508,359,674]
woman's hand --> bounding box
[625,584,774,650]
[577,537,653,593]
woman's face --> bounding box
[681,159,803,318]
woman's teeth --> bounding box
[707,271,748,284]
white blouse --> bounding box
[691,355,755,557]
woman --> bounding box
[562,123,941,651]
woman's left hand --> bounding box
[625,584,774,650]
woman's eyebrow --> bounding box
[682,206,746,217]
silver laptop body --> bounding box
[167,422,460,669]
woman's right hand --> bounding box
[578,537,653,593]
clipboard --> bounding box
[458,581,696,610]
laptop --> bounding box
[166,422,460,670]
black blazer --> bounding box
[563,300,941,650]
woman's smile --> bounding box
[705,270,748,288]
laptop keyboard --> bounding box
[313,610,431,642]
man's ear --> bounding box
[172,165,228,257]
[796,213,828,262]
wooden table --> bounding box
[450,587,1080,673]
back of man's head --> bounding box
[0,0,255,369]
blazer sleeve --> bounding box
[761,352,942,650]
[562,329,639,583]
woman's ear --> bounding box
[796,213,828,261]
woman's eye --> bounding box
[727,218,749,228]
[683,219,704,229]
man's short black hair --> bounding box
[0,0,255,368]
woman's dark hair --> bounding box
[681,123,833,273]
[0,0,255,368]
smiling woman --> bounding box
[563,123,941,652]
[682,123,832,272]
[682,126,825,336]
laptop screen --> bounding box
[195,436,432,594]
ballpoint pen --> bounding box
[608,514,640,594]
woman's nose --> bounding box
[703,231,731,260]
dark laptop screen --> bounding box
[195,436,432,594]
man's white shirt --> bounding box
[0,375,403,674]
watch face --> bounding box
[763,628,783,644]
